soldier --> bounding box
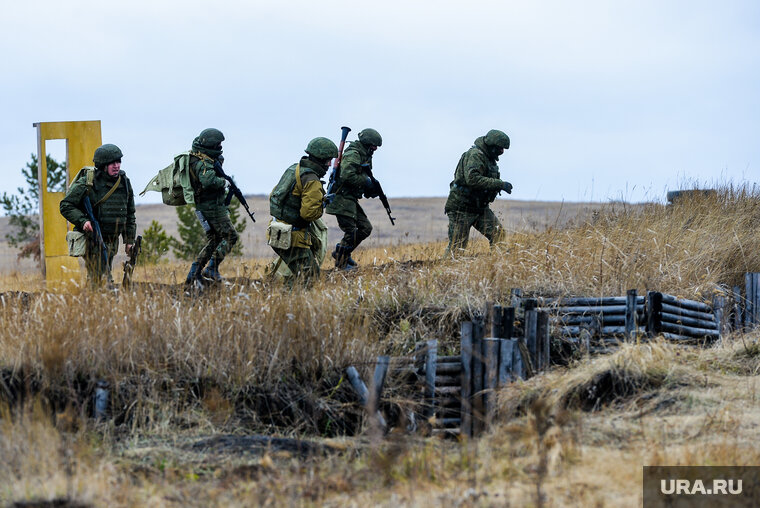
[444,129,513,256]
[184,128,239,287]
[60,143,136,286]
[325,128,383,269]
[268,137,338,286]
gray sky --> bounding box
[2,0,758,206]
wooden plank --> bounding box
[460,321,473,437]
[540,304,628,315]
[491,304,504,338]
[369,356,390,416]
[472,320,485,436]
[625,289,638,339]
[536,311,550,371]
[483,338,499,427]
[512,338,525,379]
[346,366,387,429]
[524,309,538,370]
[435,375,461,386]
[438,355,461,363]
[498,338,514,386]
[435,385,461,395]
[551,315,626,326]
[424,339,437,420]
[502,306,515,339]
[712,294,726,336]
[539,296,645,306]
[646,291,662,337]
[435,362,462,374]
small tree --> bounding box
[0,154,67,261]
[171,198,247,261]
[141,220,172,264]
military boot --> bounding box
[185,262,203,288]
[332,244,357,270]
[202,258,224,283]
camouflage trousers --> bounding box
[335,208,372,250]
[445,208,506,256]
[271,245,319,288]
[195,214,239,269]
[84,234,120,286]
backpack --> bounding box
[140,152,196,206]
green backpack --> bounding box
[140,152,196,206]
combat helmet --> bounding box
[305,137,339,159]
[197,128,225,149]
[358,128,383,147]
[93,144,123,167]
[484,129,510,150]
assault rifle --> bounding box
[122,235,142,289]
[214,155,255,223]
[82,196,110,271]
[325,126,351,206]
[362,165,396,226]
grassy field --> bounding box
[1,188,759,507]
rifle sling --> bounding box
[93,175,121,207]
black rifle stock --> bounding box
[325,126,351,204]
[214,157,256,223]
[122,235,142,288]
[83,196,110,270]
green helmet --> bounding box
[197,128,225,148]
[358,128,383,147]
[93,144,123,167]
[484,129,510,149]
[305,137,339,159]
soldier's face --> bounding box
[368,145,378,153]
[106,161,121,177]
[493,147,504,157]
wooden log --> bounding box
[713,294,726,337]
[660,302,717,322]
[646,291,663,337]
[510,288,524,320]
[435,362,462,374]
[483,338,499,426]
[660,293,713,314]
[346,366,387,429]
[541,304,628,315]
[747,273,760,328]
[432,428,461,436]
[539,296,645,306]
[435,385,461,396]
[557,325,628,337]
[438,355,461,363]
[435,375,461,386]
[501,306,515,339]
[436,417,462,427]
[536,311,550,370]
[460,321,473,437]
[368,356,390,417]
[551,315,626,326]
[424,340,437,419]
[525,310,538,369]
[498,338,515,386]
[491,305,504,339]
[625,289,638,339]
[660,311,717,330]
[732,286,743,331]
[660,321,720,339]
[512,338,525,379]
[472,320,485,436]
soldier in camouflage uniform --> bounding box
[268,137,338,286]
[325,128,383,269]
[444,129,513,257]
[184,128,239,286]
[60,144,136,286]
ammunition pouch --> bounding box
[66,230,87,257]
[266,218,293,250]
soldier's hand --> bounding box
[125,244,134,256]
[503,181,513,194]
[83,221,93,233]
[324,193,336,205]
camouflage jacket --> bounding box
[60,167,136,243]
[444,137,506,213]
[188,152,229,219]
[325,141,373,219]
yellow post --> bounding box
[34,121,102,291]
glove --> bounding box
[323,192,336,205]
[364,181,381,199]
[503,181,513,194]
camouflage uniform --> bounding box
[60,144,136,285]
[185,128,239,285]
[325,128,382,268]
[269,137,338,287]
[444,130,513,256]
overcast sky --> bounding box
[1,0,758,207]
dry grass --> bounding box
[1,185,760,506]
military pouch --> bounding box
[66,230,87,257]
[266,219,292,250]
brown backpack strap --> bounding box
[94,175,121,207]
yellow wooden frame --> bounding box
[34,121,102,290]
